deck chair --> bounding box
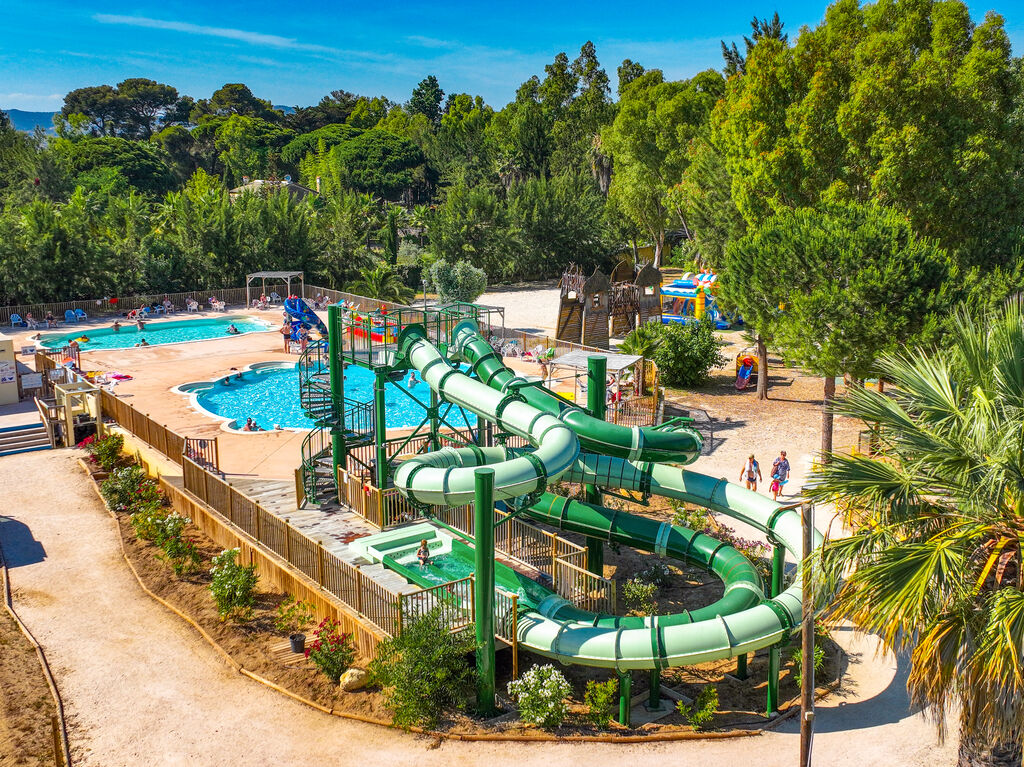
[185,299,199,313]
[64,310,78,324]
[74,309,87,321]
[10,313,24,327]
[269,292,282,304]
[25,315,39,330]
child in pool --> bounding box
[416,539,430,567]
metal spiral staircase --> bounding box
[298,339,373,507]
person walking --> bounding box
[739,454,762,492]
[771,450,791,499]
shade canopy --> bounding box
[549,350,641,373]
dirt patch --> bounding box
[0,608,57,767]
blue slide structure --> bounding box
[282,296,328,340]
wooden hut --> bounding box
[607,261,663,337]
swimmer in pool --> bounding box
[406,371,419,387]
[416,539,430,567]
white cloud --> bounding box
[92,14,378,58]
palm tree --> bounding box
[619,320,663,395]
[410,204,431,246]
[807,298,1024,767]
[351,263,414,304]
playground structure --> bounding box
[555,262,664,349]
[295,297,820,724]
[661,271,739,330]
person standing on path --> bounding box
[772,450,791,498]
[740,454,762,492]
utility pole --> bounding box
[800,500,815,767]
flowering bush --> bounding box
[209,548,258,621]
[304,618,356,682]
[129,503,168,540]
[636,561,672,587]
[100,466,161,512]
[86,433,124,472]
[507,664,572,728]
[153,513,202,575]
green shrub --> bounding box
[209,548,258,621]
[429,258,487,303]
[368,607,475,729]
[677,684,718,729]
[791,644,827,687]
[583,678,618,728]
[305,618,356,682]
[651,316,726,388]
[275,594,316,635]
[100,466,161,512]
[622,578,658,616]
[669,499,712,532]
[507,664,572,728]
[88,433,125,472]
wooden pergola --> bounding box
[245,271,305,306]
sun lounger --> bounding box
[10,313,24,327]
[64,310,78,324]
[74,309,87,321]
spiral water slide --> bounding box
[391,320,820,670]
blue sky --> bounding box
[2,0,1022,112]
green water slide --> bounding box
[390,322,821,670]
[449,319,703,464]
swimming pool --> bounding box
[38,316,272,350]
[177,362,478,432]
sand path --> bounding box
[0,450,954,766]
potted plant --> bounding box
[275,595,315,653]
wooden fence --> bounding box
[99,389,186,465]
[2,287,251,326]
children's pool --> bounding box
[38,316,272,350]
[178,362,478,432]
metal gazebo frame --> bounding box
[245,271,305,306]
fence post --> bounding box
[356,567,364,614]
[284,520,291,562]
[255,506,262,541]
[511,593,519,681]
[317,542,325,586]
[202,467,209,503]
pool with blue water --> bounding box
[39,316,272,351]
[181,362,477,432]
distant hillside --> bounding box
[3,108,57,133]
[274,105,296,114]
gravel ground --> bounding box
[0,449,956,766]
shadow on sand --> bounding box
[0,515,47,568]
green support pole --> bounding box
[429,389,440,450]
[618,671,632,726]
[373,371,387,488]
[647,669,663,710]
[327,305,346,480]
[584,355,608,576]
[767,542,785,716]
[474,468,496,716]
[736,652,748,680]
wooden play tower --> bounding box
[555,265,611,349]
[557,262,662,347]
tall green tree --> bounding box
[711,0,1024,268]
[808,297,1024,767]
[726,201,949,449]
[214,115,294,185]
[408,75,445,125]
[603,69,725,265]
